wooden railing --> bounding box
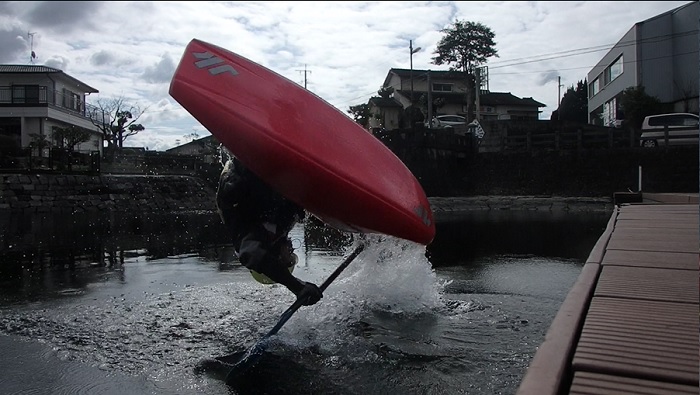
[498,128,640,152]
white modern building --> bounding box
[587,1,699,127]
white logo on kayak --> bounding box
[414,205,432,227]
[192,52,238,76]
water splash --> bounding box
[281,234,449,353]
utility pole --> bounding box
[409,40,421,106]
[297,64,311,89]
[475,67,481,122]
[557,76,562,108]
[557,76,564,121]
[427,70,433,128]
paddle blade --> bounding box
[224,341,267,384]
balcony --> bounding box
[0,85,90,118]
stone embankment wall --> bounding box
[0,174,218,214]
[0,173,615,216]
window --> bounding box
[609,56,623,82]
[432,83,453,92]
[603,56,623,85]
[11,85,40,103]
[602,98,618,127]
[62,88,81,111]
[590,78,600,97]
[648,114,699,127]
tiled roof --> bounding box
[389,68,468,80]
[480,92,546,107]
[0,64,99,93]
[394,89,545,108]
[519,97,547,108]
[368,97,403,108]
[0,65,62,73]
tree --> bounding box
[52,125,93,171]
[28,133,52,156]
[183,132,200,143]
[674,77,699,113]
[418,94,446,119]
[432,20,498,121]
[348,103,371,127]
[557,79,588,124]
[377,86,394,99]
[87,96,148,155]
[619,86,665,131]
[53,126,92,152]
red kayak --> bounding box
[169,39,435,245]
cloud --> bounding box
[1,1,692,151]
[43,56,69,71]
[0,31,29,63]
[24,1,104,33]
[90,50,115,66]
[538,71,560,86]
[141,53,176,84]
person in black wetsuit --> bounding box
[216,146,323,306]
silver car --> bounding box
[639,113,699,147]
[427,115,467,128]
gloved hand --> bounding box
[296,282,323,306]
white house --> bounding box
[0,65,102,156]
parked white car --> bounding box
[425,115,467,129]
[639,113,699,147]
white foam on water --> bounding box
[280,234,449,352]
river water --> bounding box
[0,208,610,395]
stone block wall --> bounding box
[0,174,218,214]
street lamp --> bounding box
[409,40,421,106]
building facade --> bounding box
[587,1,699,127]
[381,68,544,129]
[0,65,102,157]
[165,134,220,164]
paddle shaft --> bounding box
[265,243,365,337]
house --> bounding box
[380,68,545,128]
[165,134,220,163]
[477,92,545,121]
[0,65,102,156]
[587,1,699,127]
[367,96,403,130]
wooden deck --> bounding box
[517,194,699,395]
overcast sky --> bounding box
[1,1,693,151]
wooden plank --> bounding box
[605,234,697,254]
[594,266,699,304]
[570,371,698,394]
[573,297,699,386]
[601,250,698,270]
[615,221,699,230]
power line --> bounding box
[336,45,698,109]
[490,49,699,77]
[487,29,697,69]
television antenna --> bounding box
[28,31,37,63]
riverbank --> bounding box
[0,173,616,215]
[430,195,613,213]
